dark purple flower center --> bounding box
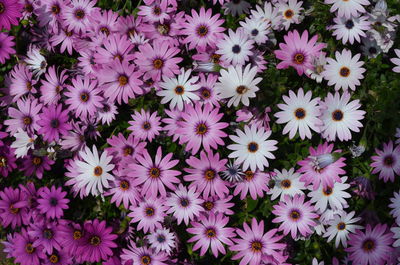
[0,2,5,14]
[51,4,60,14]
[289,209,301,221]
[332,109,344,121]
[23,116,32,125]
[369,47,377,54]
[102,104,110,112]
[50,197,58,206]
[141,255,152,265]
[337,222,346,230]
[32,156,42,166]
[362,239,375,252]
[74,9,85,19]
[120,180,130,190]
[247,142,259,153]
[145,207,155,216]
[157,235,166,243]
[323,187,333,196]
[205,228,216,238]
[250,240,263,252]
[142,121,151,131]
[50,119,59,128]
[149,167,161,178]
[153,5,161,15]
[294,108,306,119]
[203,201,214,211]
[251,29,259,36]
[345,19,354,29]
[43,229,53,239]
[49,254,59,263]
[195,122,208,135]
[80,92,90,102]
[93,166,103,176]
[284,9,294,18]
[25,243,35,254]
[200,87,211,99]
[180,198,190,207]
[174,85,185,95]
[384,155,394,166]
[89,235,101,246]
[123,146,133,156]
[232,45,241,54]
[100,26,110,35]
[204,169,216,181]
[197,25,209,37]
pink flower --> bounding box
[187,212,235,257]
[37,104,72,142]
[106,132,147,165]
[233,170,270,200]
[128,109,162,143]
[370,141,400,183]
[128,197,168,233]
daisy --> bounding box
[128,147,181,199]
[239,17,270,45]
[202,195,235,216]
[308,176,351,212]
[73,145,115,196]
[28,220,62,254]
[215,64,261,107]
[230,218,286,265]
[274,88,322,139]
[360,36,381,58]
[0,0,23,30]
[176,103,228,155]
[221,160,244,182]
[65,75,103,119]
[21,153,55,179]
[4,97,42,135]
[157,68,200,111]
[165,184,204,225]
[37,186,69,219]
[305,53,327,83]
[345,224,394,265]
[40,66,68,106]
[128,197,167,233]
[370,141,400,183]
[0,146,17,177]
[62,0,98,33]
[325,0,370,19]
[227,124,278,172]
[10,129,36,158]
[37,104,72,142]
[391,226,400,247]
[128,109,162,143]
[196,73,221,107]
[298,142,346,190]
[9,63,37,101]
[323,211,363,248]
[184,150,229,199]
[162,108,184,142]
[216,28,254,66]
[107,176,140,209]
[187,212,235,257]
[106,133,147,165]
[389,191,400,222]
[331,15,371,45]
[121,244,167,265]
[25,45,47,78]
[390,49,400,73]
[319,92,366,141]
[233,170,270,200]
[272,194,318,239]
[181,7,225,50]
[322,49,366,91]
[268,168,306,201]
[0,187,29,228]
[147,228,176,254]
[13,228,45,265]
[250,2,283,30]
[276,0,304,30]
[0,32,15,64]
[137,0,170,23]
[274,30,326,76]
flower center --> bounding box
[118,75,128,86]
[204,169,216,181]
[49,254,59,263]
[247,142,259,153]
[157,23,170,35]
[200,88,211,99]
[323,186,333,196]
[157,235,166,242]
[26,82,33,91]
[0,156,7,167]
[89,235,101,246]
[114,54,123,61]
[149,167,161,178]
[251,29,259,36]
[284,9,294,18]
[74,9,85,19]
[141,255,152,265]
[339,67,350,77]
[23,116,32,125]
[232,45,241,54]
[73,230,82,240]
[293,53,305,64]
[211,54,221,64]
[9,204,19,214]
[383,155,394,166]
[51,4,60,14]
[100,26,110,35]
[294,108,306,119]
[153,58,164,69]
[142,121,151,130]
[281,179,291,189]
[345,19,354,29]
[244,170,254,181]
[43,229,53,239]
[369,47,377,54]
[236,85,248,94]
[0,3,5,13]
[145,207,155,216]
[93,166,103,177]
[250,241,263,252]
[332,109,344,121]
[120,180,130,190]
[174,85,185,95]
[180,197,190,207]
[362,239,375,253]
[50,197,58,206]
[50,119,59,128]
[153,6,161,15]
[203,201,214,211]
[25,243,35,254]
[123,146,133,156]
[40,61,47,69]
[289,209,301,221]
[80,92,90,102]
[337,222,346,230]
[205,228,216,238]
[195,122,208,135]
[197,25,209,37]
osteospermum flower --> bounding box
[177,103,228,155]
[230,218,286,265]
[389,191,400,223]
[215,64,261,107]
[129,147,180,199]
[106,133,146,164]
[272,194,318,239]
[13,228,46,265]
[345,224,394,265]
[298,142,346,190]
[28,220,62,254]
[10,129,36,158]
[322,49,366,91]
[250,2,283,30]
[228,124,277,172]
[0,146,17,177]
[274,88,322,139]
[37,104,72,142]
[128,109,162,143]
[121,244,167,265]
[128,197,167,233]
[202,195,235,216]
[390,49,400,73]
[0,0,23,30]
[276,0,304,30]
[40,66,68,105]
[62,0,97,33]
[0,187,28,228]
[0,32,15,64]
[216,28,254,66]
[147,228,176,254]
[187,212,235,257]
[370,141,400,183]
[9,63,37,101]
[331,15,371,45]
[325,0,370,19]
[73,145,115,196]
[4,97,42,135]
[37,186,69,219]
[25,45,47,78]
[268,168,306,201]
[107,176,140,209]
[275,30,326,76]
[239,16,270,45]
[234,170,270,200]
[319,92,366,142]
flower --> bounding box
[345,224,394,265]
[184,150,229,199]
[37,186,69,219]
[331,15,371,45]
[0,146,17,177]
[187,212,235,257]
[215,64,261,107]
[157,68,200,111]
[0,32,15,64]
[25,45,47,77]
[389,191,400,223]
[147,228,176,254]
[73,145,115,196]
[319,92,366,141]
[216,28,254,66]
[181,7,225,50]
[323,211,363,248]
[106,133,146,165]
[121,244,167,265]
[37,104,72,142]
[107,176,140,209]
[274,30,326,76]
[276,0,304,30]
[322,49,366,91]
[40,66,68,105]
[370,141,400,183]
[228,124,277,172]
[166,184,204,225]
[274,88,322,139]
[324,0,370,19]
[62,0,98,33]
[5,97,42,135]
[272,194,318,239]
[222,0,251,16]
[176,103,228,155]
[28,220,62,254]
[0,0,23,30]
[202,194,235,216]
[128,147,180,199]
[12,228,46,265]
[128,109,162,143]
[239,16,270,45]
[268,168,306,201]
[128,197,167,233]
[230,218,286,265]
[10,129,36,158]
[391,226,400,247]
[390,49,400,73]
[0,187,28,228]
[233,170,270,200]
[8,63,37,101]
[250,2,283,30]
[221,160,244,182]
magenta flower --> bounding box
[272,194,318,239]
[275,30,326,76]
[106,132,147,165]
[121,244,168,265]
[0,0,23,30]
[62,0,98,33]
[13,228,46,265]
[57,221,84,256]
[297,142,346,190]
[187,212,235,257]
[0,32,15,64]
[21,153,55,179]
[37,104,72,142]
[106,176,140,209]
[177,102,228,155]
[0,145,17,177]
[202,194,235,216]
[370,141,400,183]
[181,7,225,50]
[346,224,394,265]
[0,187,29,228]
[4,97,42,135]
[28,220,63,254]
[128,109,162,143]
[135,39,183,82]
[40,66,68,106]
[128,197,168,233]
[233,170,270,200]
[184,150,229,199]
[94,33,135,64]
[128,147,180,199]
[230,218,286,265]
[9,63,37,101]
[37,186,69,219]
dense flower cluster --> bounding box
[0,0,400,264]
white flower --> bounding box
[227,124,277,171]
[25,45,47,78]
[250,2,283,30]
[75,145,115,196]
[268,168,306,201]
[323,211,363,247]
[389,191,400,223]
[391,226,400,247]
[157,68,200,111]
[10,129,36,158]
[331,15,371,45]
[306,53,327,83]
[215,64,261,107]
[147,228,176,254]
[324,0,370,19]
[216,28,254,66]
[276,0,304,30]
[239,17,270,45]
